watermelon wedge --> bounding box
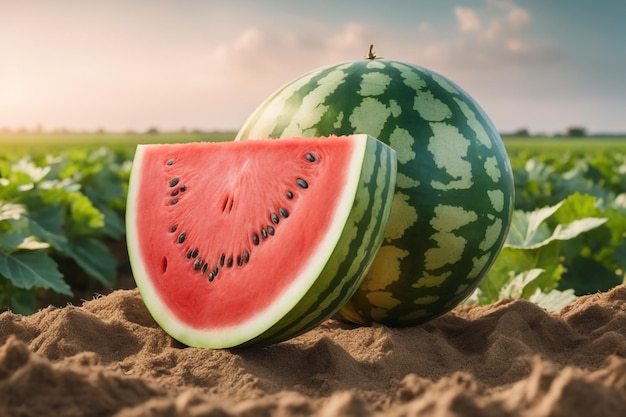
[126,134,396,348]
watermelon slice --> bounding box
[126,134,396,348]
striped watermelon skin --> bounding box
[236,59,514,326]
[240,136,396,346]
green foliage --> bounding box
[3,134,626,315]
[0,148,130,314]
[469,143,626,311]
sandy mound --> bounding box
[1,285,625,417]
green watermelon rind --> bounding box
[236,59,515,327]
[126,134,397,348]
[239,135,397,347]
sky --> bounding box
[1,0,625,135]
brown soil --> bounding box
[2,267,626,416]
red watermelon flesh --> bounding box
[126,134,397,348]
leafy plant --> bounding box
[0,148,130,314]
[468,193,624,311]
[4,137,626,315]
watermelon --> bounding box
[126,134,397,348]
[236,55,514,326]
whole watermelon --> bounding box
[236,53,514,326]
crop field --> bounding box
[1,131,626,314]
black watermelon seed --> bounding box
[243,249,250,263]
[267,225,275,235]
[170,198,179,205]
[169,224,178,233]
[296,178,308,189]
[261,228,268,239]
[201,263,209,273]
[192,248,199,258]
[279,207,289,218]
[193,259,201,270]
[208,272,214,282]
[237,255,242,266]
[186,249,193,259]
[305,152,317,162]
[220,253,225,266]
[180,184,187,192]
[169,178,180,187]
[286,191,293,199]
[213,266,219,277]
[171,189,179,196]
[166,159,174,166]
[227,257,233,268]
[271,213,279,224]
[252,233,260,245]
[177,232,186,244]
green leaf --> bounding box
[559,257,623,296]
[499,268,544,300]
[0,201,25,221]
[505,199,607,249]
[0,219,31,252]
[506,201,563,248]
[16,236,50,250]
[97,204,125,239]
[68,192,105,234]
[550,217,608,242]
[11,157,51,182]
[26,206,69,251]
[0,250,71,295]
[522,242,566,297]
[528,288,577,312]
[478,195,609,306]
[65,237,117,287]
[0,278,37,315]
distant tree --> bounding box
[513,128,530,137]
[566,126,587,137]
[146,127,159,134]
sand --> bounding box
[1,284,625,417]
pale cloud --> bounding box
[506,39,530,54]
[507,6,531,28]
[455,7,482,33]
[201,22,376,129]
[410,1,565,72]
[479,0,531,42]
[207,21,376,95]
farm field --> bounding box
[2,131,626,312]
[2,132,626,416]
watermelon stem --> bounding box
[365,44,382,60]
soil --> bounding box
[2,242,626,416]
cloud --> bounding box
[209,22,371,77]
[413,1,565,72]
[205,21,377,102]
[1,0,575,132]
[188,1,568,130]
[455,7,482,33]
